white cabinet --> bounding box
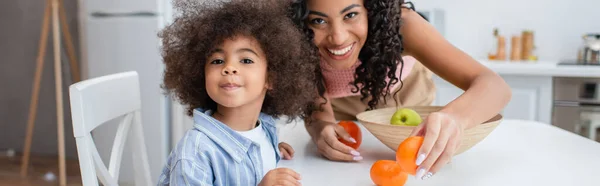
[501,76,552,124]
[431,75,552,124]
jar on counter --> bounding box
[488,28,506,60]
[488,28,499,60]
[521,30,535,60]
[510,36,521,61]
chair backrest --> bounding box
[69,71,152,186]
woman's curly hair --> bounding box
[159,0,320,119]
[289,0,413,110]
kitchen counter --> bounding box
[479,60,600,78]
[277,119,600,186]
[433,59,600,125]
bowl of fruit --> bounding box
[356,106,502,155]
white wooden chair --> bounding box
[69,71,152,186]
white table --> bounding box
[277,119,600,186]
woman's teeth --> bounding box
[328,44,352,56]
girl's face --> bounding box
[306,0,368,69]
[205,35,269,109]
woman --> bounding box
[289,0,512,180]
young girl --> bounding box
[157,0,318,185]
[289,0,512,180]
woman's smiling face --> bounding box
[306,0,368,69]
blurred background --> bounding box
[1,0,599,185]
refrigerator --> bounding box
[77,0,173,184]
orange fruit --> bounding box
[338,121,362,149]
[396,136,424,175]
[370,160,408,186]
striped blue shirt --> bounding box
[157,108,281,186]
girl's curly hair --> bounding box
[289,0,413,110]
[159,0,320,119]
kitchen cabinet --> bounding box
[431,75,552,124]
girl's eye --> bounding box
[310,18,326,25]
[344,12,358,19]
[210,59,224,64]
[241,59,254,64]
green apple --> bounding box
[390,108,422,126]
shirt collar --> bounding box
[192,108,279,163]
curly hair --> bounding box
[159,0,320,120]
[289,0,413,110]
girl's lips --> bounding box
[220,83,241,91]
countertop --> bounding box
[479,60,600,78]
[277,119,600,186]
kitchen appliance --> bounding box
[77,0,172,183]
[570,33,600,64]
[559,33,600,66]
[552,77,600,140]
[581,33,600,63]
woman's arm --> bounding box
[400,8,511,179]
[305,94,337,140]
[304,94,362,162]
[401,8,511,129]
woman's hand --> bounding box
[309,120,363,162]
[409,112,467,180]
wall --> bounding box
[414,0,600,61]
[0,0,79,158]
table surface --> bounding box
[277,119,600,186]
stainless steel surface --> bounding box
[552,77,600,137]
[553,77,600,103]
[583,33,600,51]
[582,48,599,64]
[581,33,600,64]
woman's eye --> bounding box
[241,59,254,64]
[344,12,358,19]
[310,18,326,25]
[210,59,224,64]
